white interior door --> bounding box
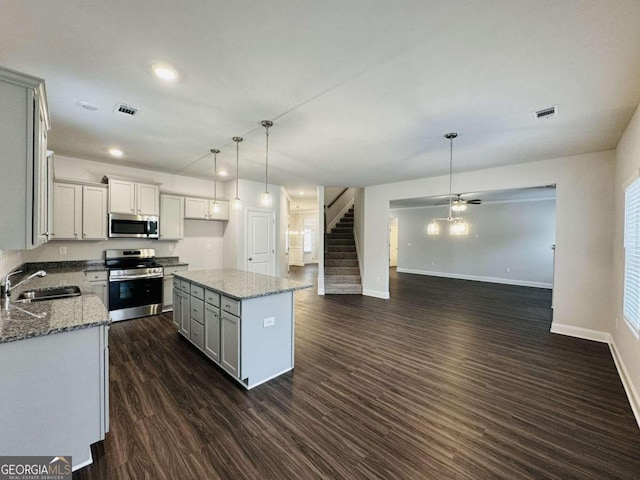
[247,209,275,275]
[389,224,398,267]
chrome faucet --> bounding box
[4,270,47,299]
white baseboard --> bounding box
[362,288,389,299]
[551,323,640,429]
[550,323,612,343]
[609,340,640,428]
[396,268,553,289]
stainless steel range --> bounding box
[105,249,163,322]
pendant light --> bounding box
[260,120,274,207]
[210,148,221,214]
[427,132,469,236]
[232,136,243,211]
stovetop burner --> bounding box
[105,248,158,269]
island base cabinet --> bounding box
[0,326,109,472]
[240,292,293,387]
[204,305,220,362]
[221,311,240,378]
[173,287,181,329]
[175,276,296,389]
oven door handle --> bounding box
[109,273,164,281]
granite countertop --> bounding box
[175,269,312,300]
[156,257,189,268]
[0,272,110,344]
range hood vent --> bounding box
[534,105,557,119]
[114,103,139,116]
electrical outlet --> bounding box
[431,261,435,266]
[263,317,275,328]
[505,267,511,273]
[206,243,212,251]
[168,244,174,253]
[59,246,67,255]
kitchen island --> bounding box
[0,271,110,472]
[173,269,312,389]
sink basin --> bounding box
[16,285,82,302]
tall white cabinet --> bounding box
[0,66,51,249]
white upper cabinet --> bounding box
[108,179,136,215]
[52,181,107,240]
[52,183,82,240]
[82,185,108,239]
[160,194,184,240]
[184,197,208,220]
[137,183,160,216]
[184,196,229,221]
[0,66,51,249]
[107,177,160,216]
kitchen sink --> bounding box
[16,285,82,302]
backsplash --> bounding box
[0,250,23,279]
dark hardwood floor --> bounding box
[74,266,640,479]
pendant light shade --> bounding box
[210,148,221,214]
[260,120,274,208]
[232,136,243,211]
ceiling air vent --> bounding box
[114,102,139,116]
[534,105,557,120]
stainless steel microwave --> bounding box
[108,213,159,239]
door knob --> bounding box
[248,257,253,261]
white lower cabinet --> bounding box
[220,309,240,377]
[86,270,108,309]
[204,304,220,362]
[0,325,109,471]
[163,265,188,311]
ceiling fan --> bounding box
[437,194,482,211]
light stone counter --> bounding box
[0,271,110,343]
[174,268,312,300]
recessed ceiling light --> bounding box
[299,191,305,196]
[78,101,99,111]
[218,170,228,177]
[108,148,124,158]
[152,63,178,81]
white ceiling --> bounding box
[2,1,640,199]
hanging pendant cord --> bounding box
[265,126,270,192]
[236,141,239,198]
[448,136,453,219]
[213,151,217,201]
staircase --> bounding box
[324,207,362,294]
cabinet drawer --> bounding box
[165,265,187,276]
[222,296,240,316]
[190,284,204,300]
[85,270,108,281]
[205,289,220,307]
[190,319,204,350]
[180,280,190,293]
[190,297,204,324]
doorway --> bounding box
[389,217,398,267]
[246,209,275,275]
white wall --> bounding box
[364,151,615,338]
[393,199,556,288]
[222,178,284,275]
[0,250,23,279]
[612,103,640,422]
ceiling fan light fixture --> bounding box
[427,221,440,235]
[449,220,469,236]
[452,202,466,212]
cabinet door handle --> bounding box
[248,257,253,261]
